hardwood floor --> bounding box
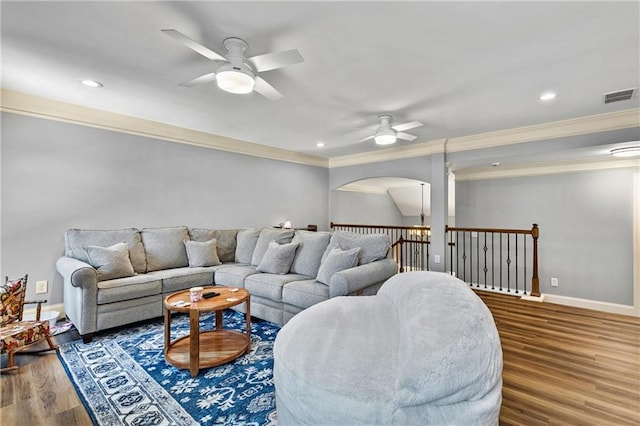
[1,293,638,425]
[476,291,640,426]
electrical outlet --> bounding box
[36,280,48,294]
[434,254,441,264]
[551,277,559,287]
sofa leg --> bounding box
[82,334,93,344]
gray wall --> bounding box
[331,190,403,226]
[456,169,635,305]
[1,112,329,304]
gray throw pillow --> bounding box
[84,242,135,281]
[184,238,221,267]
[141,226,190,272]
[316,246,361,285]
[329,231,391,265]
[189,228,238,263]
[257,241,299,275]
[291,231,331,277]
[251,227,295,266]
[235,228,261,264]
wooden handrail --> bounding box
[331,222,430,231]
[445,225,534,235]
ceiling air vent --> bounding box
[603,88,636,104]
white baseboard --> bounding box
[23,303,65,320]
[541,294,639,317]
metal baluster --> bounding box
[499,233,503,291]
[515,233,519,294]
[483,232,488,289]
[491,232,495,290]
[507,234,511,293]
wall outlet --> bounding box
[551,277,559,287]
[434,254,441,264]
[36,280,48,294]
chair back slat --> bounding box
[0,275,28,326]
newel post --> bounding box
[531,224,540,297]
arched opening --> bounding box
[332,176,455,227]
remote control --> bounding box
[202,292,220,299]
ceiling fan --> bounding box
[360,115,424,145]
[162,29,304,101]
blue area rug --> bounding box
[58,310,280,426]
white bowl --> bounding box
[23,310,59,328]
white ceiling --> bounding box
[1,1,639,162]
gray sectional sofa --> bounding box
[56,226,397,342]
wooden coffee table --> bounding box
[163,286,251,377]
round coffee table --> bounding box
[163,286,251,377]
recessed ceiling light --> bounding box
[539,92,557,101]
[316,142,325,148]
[80,79,103,88]
[610,145,640,157]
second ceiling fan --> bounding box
[162,29,304,101]
[361,115,424,145]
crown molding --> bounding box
[446,108,640,153]
[455,156,640,181]
[2,89,638,171]
[0,89,329,168]
[329,138,447,168]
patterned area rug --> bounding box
[58,310,280,426]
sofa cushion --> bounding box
[290,231,330,277]
[235,229,261,264]
[184,239,221,267]
[189,228,238,263]
[245,273,311,302]
[326,231,391,265]
[257,241,299,275]
[97,274,162,304]
[146,267,215,293]
[214,264,259,288]
[317,246,360,285]
[65,228,147,273]
[251,228,296,266]
[85,242,136,281]
[282,279,330,310]
[141,226,189,272]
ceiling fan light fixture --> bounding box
[374,127,397,145]
[216,65,255,94]
[610,145,640,157]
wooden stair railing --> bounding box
[446,224,540,297]
[331,222,540,297]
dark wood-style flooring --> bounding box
[1,292,639,425]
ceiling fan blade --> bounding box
[397,132,418,141]
[161,29,226,61]
[392,121,424,132]
[254,76,283,101]
[249,49,304,72]
[179,72,217,87]
[359,135,375,142]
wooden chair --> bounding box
[0,274,58,372]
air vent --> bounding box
[603,88,636,104]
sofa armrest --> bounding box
[56,256,99,337]
[56,256,97,288]
[329,258,398,297]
